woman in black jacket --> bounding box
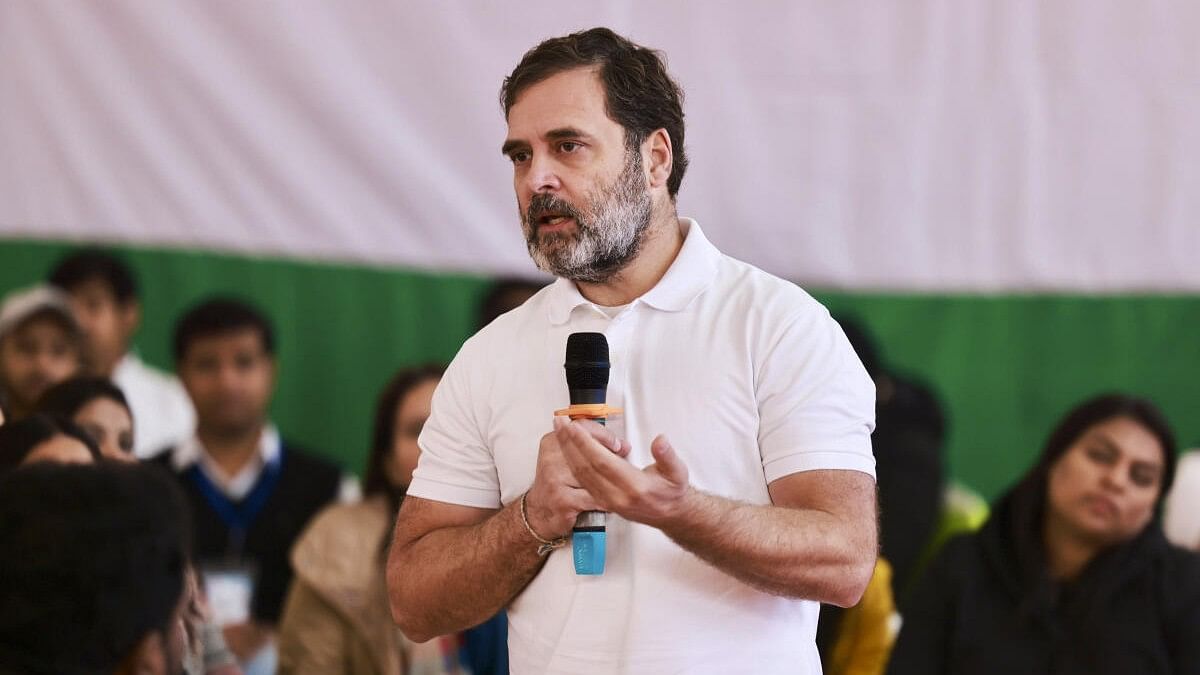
[887,393,1200,675]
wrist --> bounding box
[519,492,567,556]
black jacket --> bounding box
[888,483,1200,675]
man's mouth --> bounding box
[535,213,574,231]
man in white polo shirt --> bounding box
[388,27,878,674]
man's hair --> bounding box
[36,376,132,423]
[47,248,140,305]
[0,413,102,477]
[0,462,190,674]
[501,27,689,199]
[173,296,276,363]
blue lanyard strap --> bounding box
[186,449,284,554]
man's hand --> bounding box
[553,417,691,528]
[522,420,613,539]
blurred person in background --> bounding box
[1163,446,1200,552]
[151,297,346,672]
[49,248,196,457]
[0,285,84,421]
[888,393,1200,675]
[277,364,466,674]
[36,375,135,461]
[0,462,191,675]
[0,412,99,475]
[476,277,547,330]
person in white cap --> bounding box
[0,285,84,421]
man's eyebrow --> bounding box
[545,127,592,142]
[501,127,594,156]
[501,139,528,157]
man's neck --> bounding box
[197,424,265,479]
[575,205,683,307]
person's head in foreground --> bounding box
[0,285,84,420]
[0,412,100,477]
[0,462,192,675]
[36,376,135,461]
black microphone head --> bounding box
[565,332,609,391]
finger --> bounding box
[558,421,636,500]
[575,418,625,454]
[649,434,689,485]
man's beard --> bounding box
[521,151,653,283]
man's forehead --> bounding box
[504,68,616,140]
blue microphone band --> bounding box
[572,510,607,575]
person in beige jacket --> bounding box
[278,365,462,675]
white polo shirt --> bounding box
[408,218,875,675]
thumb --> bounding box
[649,434,688,485]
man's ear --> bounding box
[644,128,673,191]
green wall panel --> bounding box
[2,238,1197,500]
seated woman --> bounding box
[278,364,467,675]
[887,393,1200,675]
[36,376,135,461]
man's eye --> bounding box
[509,151,530,164]
[559,141,581,153]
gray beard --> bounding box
[522,153,653,283]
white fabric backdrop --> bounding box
[1,1,1197,291]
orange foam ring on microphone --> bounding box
[553,404,624,421]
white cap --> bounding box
[0,285,82,343]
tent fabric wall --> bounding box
[2,240,1195,500]
[2,1,1198,291]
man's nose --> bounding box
[523,152,561,196]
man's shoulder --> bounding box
[708,253,828,325]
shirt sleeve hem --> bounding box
[763,449,877,484]
[406,477,502,510]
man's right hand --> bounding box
[522,418,629,539]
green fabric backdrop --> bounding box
[2,238,1196,501]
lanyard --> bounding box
[186,449,284,558]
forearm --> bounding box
[387,498,546,642]
[660,489,876,606]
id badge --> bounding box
[199,563,258,626]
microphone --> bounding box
[565,332,609,576]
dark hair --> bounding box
[173,296,276,362]
[35,376,131,421]
[501,27,689,199]
[478,277,547,329]
[0,462,190,674]
[47,248,139,304]
[363,364,446,514]
[1014,393,1178,513]
[0,413,102,476]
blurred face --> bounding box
[385,377,440,489]
[177,330,275,440]
[0,315,82,415]
[66,278,139,377]
[1046,416,1165,547]
[75,397,135,461]
[503,68,653,283]
[21,433,94,466]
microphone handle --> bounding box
[572,414,607,575]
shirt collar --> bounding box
[170,423,281,473]
[546,218,721,326]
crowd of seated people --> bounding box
[0,248,1196,675]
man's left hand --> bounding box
[553,417,691,528]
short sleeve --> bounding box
[756,304,876,483]
[406,342,503,509]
